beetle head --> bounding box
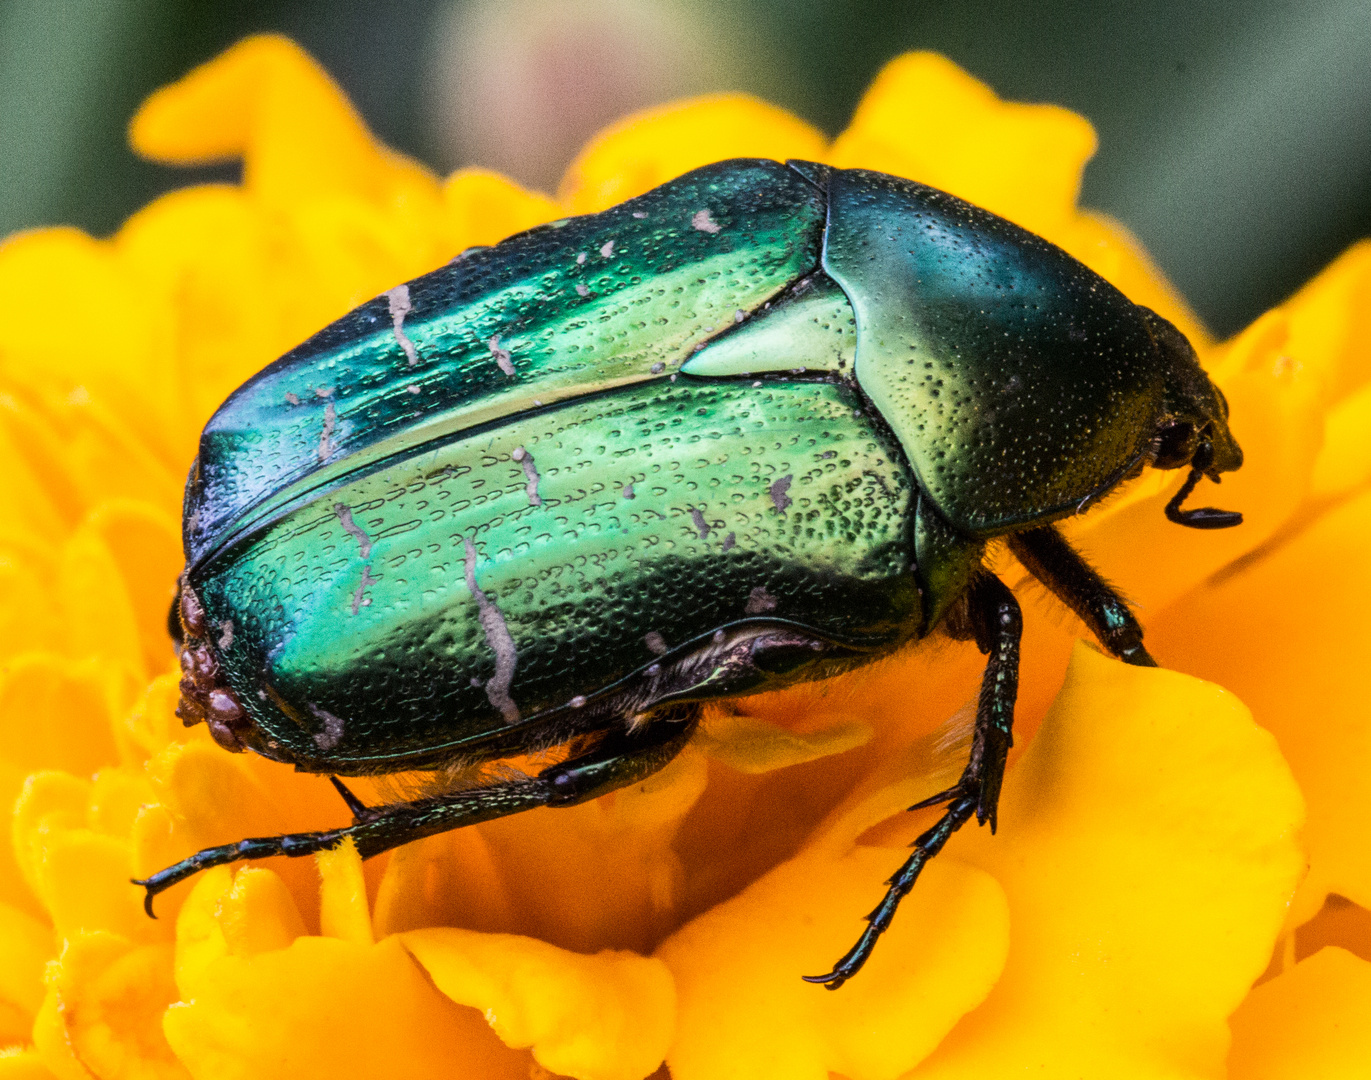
[1140,308,1244,529]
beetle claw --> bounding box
[130,879,158,918]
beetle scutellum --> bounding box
[139,160,1242,988]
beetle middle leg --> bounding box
[134,705,698,917]
[805,572,1022,989]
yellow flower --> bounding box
[0,34,1367,1080]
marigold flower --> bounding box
[1,34,1368,1080]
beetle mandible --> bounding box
[139,159,1243,989]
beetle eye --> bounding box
[1151,422,1195,469]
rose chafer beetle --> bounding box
[140,159,1242,988]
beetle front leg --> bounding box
[1008,525,1157,667]
[805,572,1022,989]
[134,707,699,917]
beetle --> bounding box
[138,158,1242,989]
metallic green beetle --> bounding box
[142,159,1243,988]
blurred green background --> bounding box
[1,0,1367,336]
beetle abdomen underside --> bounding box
[196,377,919,771]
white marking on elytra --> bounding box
[463,537,520,723]
[217,619,234,650]
[622,482,635,499]
[386,284,420,366]
[600,239,615,257]
[285,392,301,405]
[650,362,665,374]
[351,564,378,616]
[735,309,746,323]
[769,475,793,512]
[644,631,668,655]
[632,211,647,219]
[689,507,711,539]
[511,446,542,506]
[722,532,736,551]
[309,704,346,750]
[692,209,721,234]
[488,336,515,375]
[575,283,589,297]
[569,695,587,708]
[745,586,778,614]
[334,504,373,558]
[318,400,337,461]
[576,252,587,265]
[406,384,421,394]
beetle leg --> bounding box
[133,707,698,918]
[805,573,1022,989]
[1008,525,1158,667]
[328,775,370,820]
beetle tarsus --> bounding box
[329,775,370,820]
[805,794,979,990]
[808,574,1021,988]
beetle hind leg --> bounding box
[134,704,699,917]
[805,572,1022,989]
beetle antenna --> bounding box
[329,775,370,820]
[1164,440,1242,529]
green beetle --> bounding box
[142,159,1242,988]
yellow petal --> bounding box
[317,839,374,946]
[173,865,307,1001]
[559,95,827,213]
[113,186,285,443]
[1294,894,1371,964]
[0,1048,60,1080]
[130,35,436,212]
[0,658,122,871]
[693,707,872,775]
[910,645,1304,1078]
[1149,484,1371,924]
[0,545,64,663]
[1228,948,1371,1079]
[164,934,525,1080]
[0,230,181,455]
[440,168,561,254]
[29,989,85,1080]
[473,749,708,955]
[10,771,88,912]
[659,853,1007,1080]
[827,52,1094,240]
[1311,375,1371,499]
[371,826,515,939]
[57,522,150,684]
[0,901,51,1044]
[403,926,675,1080]
[46,931,186,1080]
